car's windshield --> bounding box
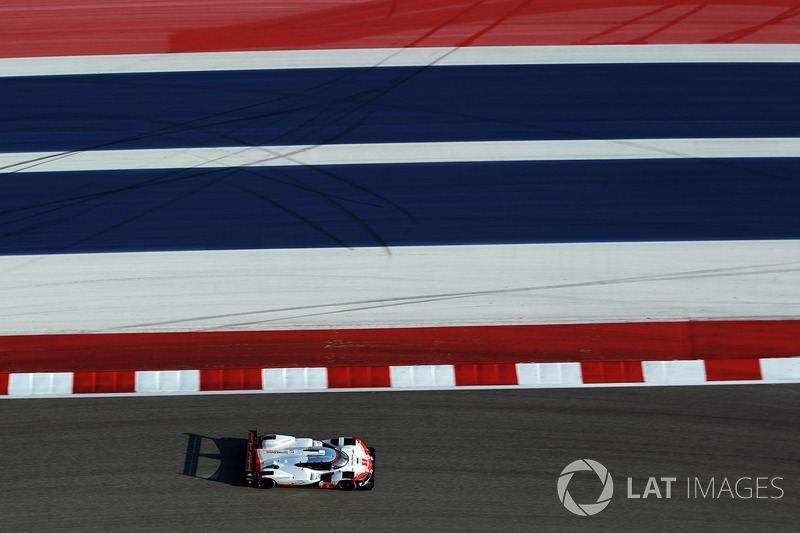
[332,449,349,468]
[303,447,350,469]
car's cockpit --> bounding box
[296,446,349,470]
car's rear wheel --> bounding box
[257,478,276,489]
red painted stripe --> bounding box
[704,358,763,381]
[73,371,136,394]
[2,1,799,58]
[580,361,645,383]
[1,320,799,373]
[200,368,263,391]
[327,366,391,388]
[0,373,8,395]
[454,363,518,386]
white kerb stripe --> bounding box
[515,362,583,387]
[4,45,800,78]
[3,138,800,174]
[390,365,456,388]
[135,370,200,393]
[642,360,707,385]
[759,358,800,381]
[8,372,73,396]
[262,367,328,391]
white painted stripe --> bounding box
[135,370,200,393]
[7,372,73,396]
[1,240,798,335]
[3,138,800,174]
[390,365,456,388]
[515,362,583,386]
[261,367,328,391]
[759,357,800,381]
[3,44,800,78]
[642,360,707,385]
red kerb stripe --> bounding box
[704,358,763,381]
[73,371,136,394]
[327,366,391,388]
[581,361,645,384]
[454,363,518,386]
[200,368,263,391]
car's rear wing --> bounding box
[245,429,258,486]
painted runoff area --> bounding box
[4,62,800,154]
[2,0,800,58]
[1,241,799,398]
[1,242,798,336]
[3,2,799,397]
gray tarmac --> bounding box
[2,385,798,532]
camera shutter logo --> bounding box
[557,459,614,516]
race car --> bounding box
[245,430,375,490]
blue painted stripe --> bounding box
[2,64,800,153]
[2,158,798,254]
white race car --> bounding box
[245,430,375,491]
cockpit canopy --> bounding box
[296,446,349,471]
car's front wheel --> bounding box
[338,480,357,491]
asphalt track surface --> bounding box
[2,385,798,532]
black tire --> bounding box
[257,478,276,489]
[338,480,357,491]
